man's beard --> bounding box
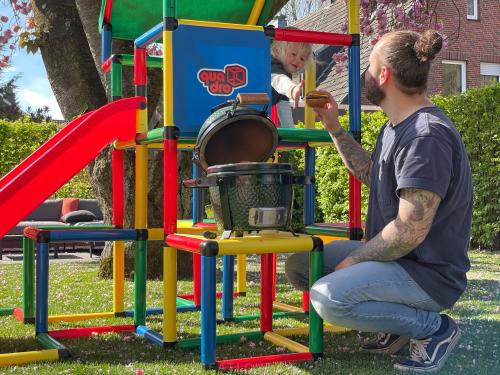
[364,71,385,106]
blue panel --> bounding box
[172,25,271,135]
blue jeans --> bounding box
[285,240,444,339]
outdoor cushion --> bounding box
[61,210,97,224]
[61,198,80,220]
[78,199,104,220]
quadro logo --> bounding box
[197,64,248,96]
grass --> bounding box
[0,250,499,374]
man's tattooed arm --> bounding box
[335,188,441,270]
[330,127,372,186]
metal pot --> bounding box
[207,162,293,232]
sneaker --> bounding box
[361,332,410,355]
[394,315,461,372]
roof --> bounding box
[291,1,372,104]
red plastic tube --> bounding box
[49,324,135,339]
[260,253,273,333]
[273,28,352,46]
[13,308,24,322]
[302,291,310,313]
[349,174,362,235]
[103,0,113,24]
[112,149,124,227]
[217,352,314,371]
[166,234,202,252]
[271,105,278,126]
[193,222,217,229]
[164,139,178,235]
[102,57,112,73]
[193,253,201,306]
[134,48,147,86]
[272,253,277,301]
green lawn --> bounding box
[0,250,498,374]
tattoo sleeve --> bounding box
[330,127,372,186]
[347,188,442,264]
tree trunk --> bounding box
[31,0,288,280]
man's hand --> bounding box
[291,80,304,109]
[311,90,342,134]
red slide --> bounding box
[0,96,145,238]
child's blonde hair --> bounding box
[270,28,314,68]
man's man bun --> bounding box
[414,30,443,62]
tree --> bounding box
[0,74,52,121]
[0,75,23,119]
[0,0,288,280]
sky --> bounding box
[3,48,64,120]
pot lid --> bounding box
[195,105,278,170]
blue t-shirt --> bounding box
[366,106,472,309]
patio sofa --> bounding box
[0,198,104,259]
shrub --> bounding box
[0,117,94,199]
[433,84,499,251]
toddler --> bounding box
[271,37,313,128]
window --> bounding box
[442,60,466,95]
[480,62,500,86]
[467,0,478,20]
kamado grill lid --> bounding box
[194,94,278,170]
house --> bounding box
[284,0,499,118]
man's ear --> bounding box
[379,65,390,86]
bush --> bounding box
[315,111,386,224]
[0,117,94,199]
[433,84,499,251]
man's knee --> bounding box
[310,275,354,320]
[284,252,310,291]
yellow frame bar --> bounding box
[135,145,148,229]
[236,254,247,294]
[264,332,309,353]
[113,241,125,312]
[247,0,266,25]
[304,62,317,129]
[176,232,314,255]
[273,301,303,313]
[348,0,360,34]
[0,349,59,367]
[178,19,263,31]
[48,312,115,323]
[163,31,174,126]
[274,324,350,337]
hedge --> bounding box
[0,117,94,199]
[433,84,499,251]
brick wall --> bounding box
[428,0,500,95]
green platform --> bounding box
[100,0,281,40]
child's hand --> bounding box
[291,80,304,109]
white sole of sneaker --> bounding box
[362,335,410,355]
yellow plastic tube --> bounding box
[264,332,309,353]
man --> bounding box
[285,30,472,372]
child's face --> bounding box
[283,47,309,74]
